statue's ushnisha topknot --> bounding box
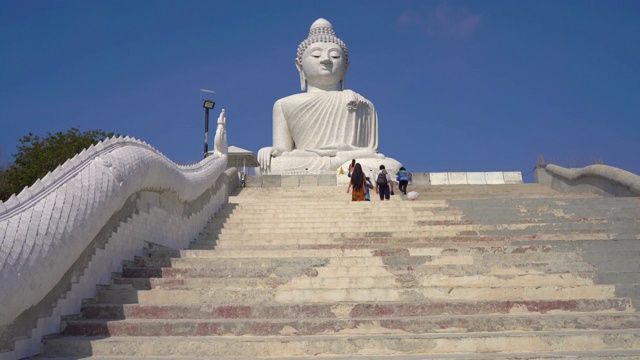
[296,18,349,67]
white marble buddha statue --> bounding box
[258,18,401,175]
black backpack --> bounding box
[376,171,388,186]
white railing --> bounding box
[0,111,231,360]
[536,164,640,197]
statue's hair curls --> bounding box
[296,19,349,68]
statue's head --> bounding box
[296,18,349,91]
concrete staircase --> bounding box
[35,184,640,359]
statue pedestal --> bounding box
[338,158,402,181]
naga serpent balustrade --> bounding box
[0,110,232,360]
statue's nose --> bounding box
[320,54,332,64]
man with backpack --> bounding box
[375,165,393,201]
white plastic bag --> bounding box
[406,191,419,200]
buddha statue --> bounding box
[257,18,401,176]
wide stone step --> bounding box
[223,201,446,209]
[40,330,640,357]
[231,187,584,198]
[215,223,610,235]
[225,201,636,212]
[242,198,548,205]
[120,261,603,280]
[209,216,620,229]
[121,259,640,286]
[216,208,637,221]
[144,244,575,259]
[132,251,588,267]
[151,241,640,259]
[212,231,611,245]
[131,254,469,268]
[79,298,635,320]
[215,224,479,235]
[208,224,611,237]
[210,214,467,225]
[215,210,460,220]
[451,197,637,207]
[225,200,450,208]
[190,239,497,250]
[222,207,637,223]
[208,234,640,249]
[455,203,640,214]
[193,236,635,251]
[61,313,640,337]
[232,184,591,196]
[230,195,623,204]
[94,284,617,305]
[27,350,640,360]
[216,211,634,224]
[123,256,599,275]
[220,208,454,217]
[113,273,599,291]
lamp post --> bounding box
[202,99,215,158]
[200,89,216,158]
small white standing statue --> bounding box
[213,109,228,156]
[258,18,401,175]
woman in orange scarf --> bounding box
[347,163,367,201]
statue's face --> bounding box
[300,42,346,88]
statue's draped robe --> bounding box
[287,90,378,152]
[266,89,400,175]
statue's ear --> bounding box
[295,58,306,92]
[295,57,302,72]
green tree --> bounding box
[0,128,114,202]
[0,164,10,202]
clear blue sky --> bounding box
[1,0,639,182]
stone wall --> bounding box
[245,171,523,187]
[415,171,523,185]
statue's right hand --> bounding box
[258,147,279,170]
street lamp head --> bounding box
[203,100,215,110]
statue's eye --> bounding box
[310,51,321,58]
[330,50,341,59]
